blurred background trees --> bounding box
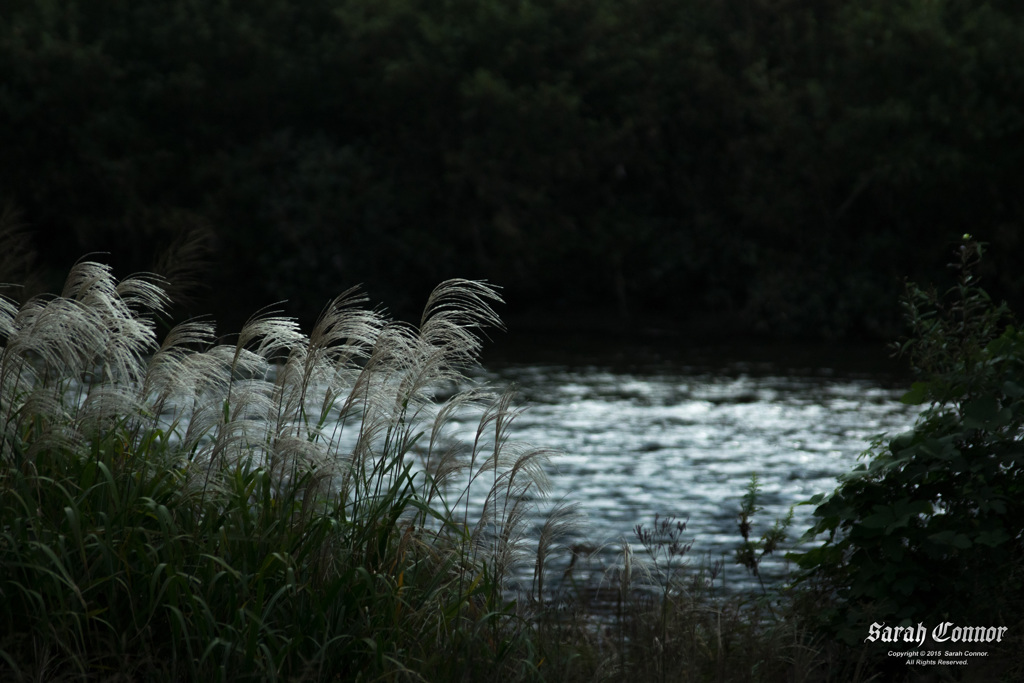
[3,0,1023,339]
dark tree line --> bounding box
[3,0,1023,338]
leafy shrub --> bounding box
[795,237,1024,643]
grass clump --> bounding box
[0,260,546,681]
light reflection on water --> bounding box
[472,358,922,591]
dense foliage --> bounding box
[795,239,1024,650]
[3,0,1024,335]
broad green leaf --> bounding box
[901,382,930,405]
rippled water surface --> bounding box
[473,339,923,589]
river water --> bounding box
[472,335,923,594]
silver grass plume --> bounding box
[418,386,495,506]
[143,319,218,417]
[275,288,383,439]
[532,500,584,600]
[419,278,504,378]
[451,388,553,581]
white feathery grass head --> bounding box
[309,286,383,360]
[460,386,552,584]
[532,500,584,599]
[341,322,421,423]
[271,290,388,435]
[419,279,504,377]
[144,319,218,406]
[485,493,532,579]
[157,318,218,351]
[59,260,116,302]
[115,273,171,317]
[76,383,147,436]
[471,446,552,530]
[178,398,222,459]
[420,279,504,338]
[417,387,495,495]
[7,297,106,379]
[266,432,331,480]
[211,344,269,382]
[237,308,306,363]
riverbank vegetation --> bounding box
[4,0,1024,337]
[792,239,1024,678]
[0,259,543,681]
[3,2,1024,673]
[2,240,1022,681]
